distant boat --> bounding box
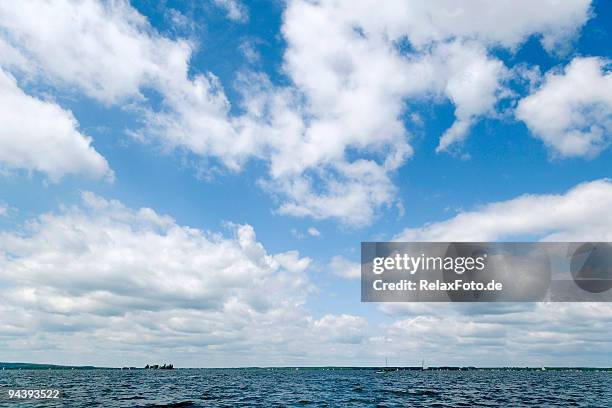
[541,366,546,371]
[376,358,395,373]
[421,358,428,371]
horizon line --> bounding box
[3,362,612,370]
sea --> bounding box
[1,368,611,407]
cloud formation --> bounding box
[517,57,612,157]
[2,189,612,366]
[376,301,612,367]
[307,227,320,237]
[212,0,248,22]
[329,256,361,280]
[0,0,596,225]
[0,0,195,104]
[0,0,611,369]
[0,193,350,365]
[376,0,591,51]
[396,179,612,242]
[0,69,112,180]
[0,192,313,313]
[387,178,612,367]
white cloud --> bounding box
[0,0,246,171]
[0,193,372,365]
[368,0,591,52]
[272,160,402,227]
[312,314,367,344]
[432,41,507,152]
[279,0,592,159]
[280,0,590,156]
[0,193,390,367]
[387,178,612,367]
[0,192,311,314]
[307,227,320,237]
[0,0,194,104]
[396,179,612,242]
[329,256,360,280]
[0,69,112,181]
[290,227,320,239]
[0,0,594,225]
[238,40,260,64]
[517,57,612,157]
[212,0,248,22]
[2,193,612,366]
[245,0,590,220]
[1,0,610,368]
[374,302,612,367]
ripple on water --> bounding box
[1,369,611,407]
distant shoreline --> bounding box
[2,362,612,371]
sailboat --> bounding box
[421,358,428,371]
[376,358,395,373]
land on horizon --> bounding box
[2,362,612,371]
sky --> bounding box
[0,0,611,368]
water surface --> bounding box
[1,368,610,407]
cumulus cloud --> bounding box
[0,193,376,366]
[0,0,247,172]
[395,179,612,242]
[0,69,112,180]
[372,0,592,51]
[280,0,591,157]
[272,160,402,227]
[432,41,507,152]
[329,256,361,280]
[312,314,368,344]
[1,0,609,368]
[0,192,312,313]
[517,57,612,157]
[168,0,589,221]
[0,0,195,104]
[374,302,612,367]
[2,192,612,366]
[0,0,594,225]
[212,0,248,22]
[307,227,320,237]
[386,177,612,367]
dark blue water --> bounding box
[1,368,610,407]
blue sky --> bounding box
[0,0,612,367]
